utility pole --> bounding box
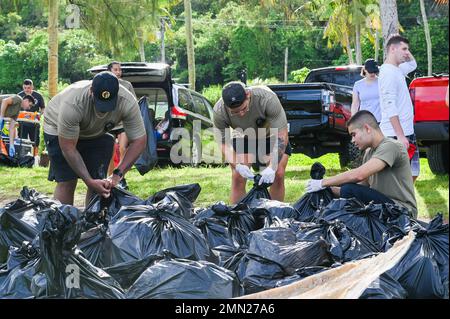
[48,0,59,98]
[184,0,196,90]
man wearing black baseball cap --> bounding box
[43,71,147,205]
[213,81,291,204]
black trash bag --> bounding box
[84,187,144,224]
[386,213,449,299]
[193,202,258,247]
[134,96,158,175]
[211,245,249,284]
[238,174,271,205]
[359,273,408,299]
[295,219,380,263]
[0,188,56,258]
[0,242,41,299]
[126,253,240,299]
[321,198,409,249]
[275,266,330,288]
[147,191,195,220]
[108,204,210,262]
[39,205,125,299]
[249,198,300,227]
[292,162,334,222]
[193,217,235,250]
[147,184,201,204]
[243,227,333,294]
[0,153,34,168]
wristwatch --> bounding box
[112,168,124,178]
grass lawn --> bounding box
[0,153,448,221]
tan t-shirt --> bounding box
[0,94,23,119]
[43,80,145,140]
[213,86,287,142]
[363,137,417,217]
[119,79,137,98]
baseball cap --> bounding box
[92,71,119,112]
[364,59,379,74]
[222,82,246,108]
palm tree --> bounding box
[419,0,432,75]
[48,0,58,98]
[379,0,399,58]
[184,0,195,90]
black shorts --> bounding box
[232,136,291,170]
[44,133,114,182]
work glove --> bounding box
[235,164,254,180]
[305,179,325,193]
[9,144,15,157]
[259,166,276,185]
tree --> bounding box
[379,0,399,58]
[184,0,195,90]
[48,0,58,98]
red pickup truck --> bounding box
[410,74,449,175]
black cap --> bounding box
[92,71,119,112]
[222,82,246,108]
[364,59,379,74]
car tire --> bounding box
[339,140,363,169]
[426,142,449,175]
[191,135,202,167]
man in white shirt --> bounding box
[378,34,419,182]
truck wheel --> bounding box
[427,143,449,175]
[339,140,363,169]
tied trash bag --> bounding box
[108,204,210,262]
[0,241,41,299]
[243,227,333,294]
[193,217,235,250]
[39,204,125,299]
[386,213,449,299]
[84,187,144,224]
[134,96,158,175]
[146,184,201,220]
[0,188,56,259]
[321,198,411,249]
[193,202,258,247]
[211,245,249,284]
[293,162,333,222]
[126,253,240,299]
[250,198,300,227]
[359,273,407,299]
[238,175,271,205]
[295,219,380,263]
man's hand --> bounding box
[235,164,254,180]
[305,179,325,193]
[398,135,410,150]
[8,144,15,157]
[259,166,275,185]
[87,179,111,198]
[106,173,122,189]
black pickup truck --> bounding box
[269,66,363,168]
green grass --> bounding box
[0,154,448,221]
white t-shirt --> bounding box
[378,60,417,137]
[353,78,381,122]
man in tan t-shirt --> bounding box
[0,94,35,157]
[43,71,146,205]
[213,81,290,204]
[305,110,417,218]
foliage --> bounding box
[291,67,311,83]
[201,84,222,105]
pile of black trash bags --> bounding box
[0,163,448,299]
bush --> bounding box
[201,84,222,105]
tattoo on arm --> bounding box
[271,130,288,168]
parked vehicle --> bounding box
[88,62,221,166]
[269,65,364,168]
[410,74,449,174]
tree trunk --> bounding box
[375,30,380,62]
[355,23,362,65]
[160,18,166,63]
[137,28,146,62]
[48,0,58,98]
[284,47,288,84]
[420,0,432,75]
[184,0,195,90]
[345,32,355,64]
[379,0,399,59]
